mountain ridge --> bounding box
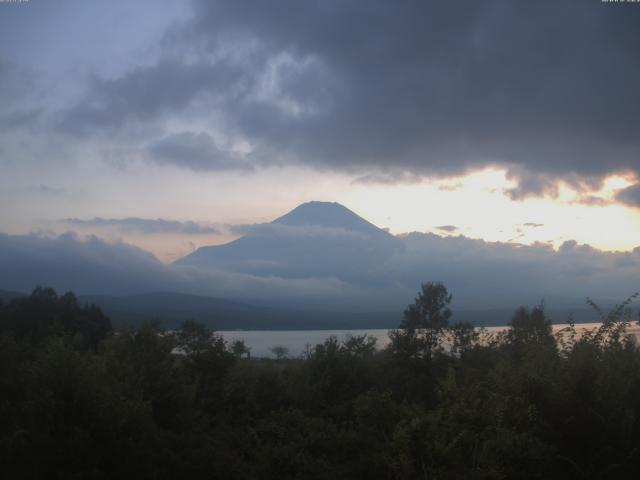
[272,201,389,236]
[175,201,401,279]
[2,288,607,330]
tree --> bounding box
[0,286,111,348]
[448,321,478,356]
[231,339,251,359]
[270,345,289,360]
[400,282,452,332]
[508,303,553,348]
[390,282,452,360]
[343,334,377,357]
[175,320,235,413]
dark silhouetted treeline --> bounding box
[1,284,640,479]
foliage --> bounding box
[270,345,290,360]
[389,282,453,363]
[1,286,640,479]
[0,286,111,348]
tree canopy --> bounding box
[1,285,639,479]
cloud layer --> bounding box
[62,217,221,235]
[51,0,640,199]
[617,184,640,208]
[2,228,638,313]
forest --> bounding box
[1,284,640,479]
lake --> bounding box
[219,322,640,358]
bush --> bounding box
[2,285,640,478]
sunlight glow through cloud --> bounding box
[1,1,640,263]
[343,169,640,253]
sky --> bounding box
[1,0,640,262]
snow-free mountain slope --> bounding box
[272,201,386,235]
[176,202,402,280]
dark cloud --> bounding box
[351,171,423,186]
[58,1,640,193]
[573,195,612,207]
[504,171,560,201]
[0,59,34,102]
[0,232,175,295]
[0,107,44,132]
[616,183,640,208]
[1,229,639,311]
[435,225,458,233]
[0,59,44,131]
[391,233,640,308]
[58,59,244,135]
[0,232,356,302]
[62,217,221,235]
[148,131,252,171]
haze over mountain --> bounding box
[1,201,639,326]
[76,291,401,330]
[2,0,640,330]
[176,201,640,310]
[177,201,401,281]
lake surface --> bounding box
[220,322,640,358]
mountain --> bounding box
[78,291,400,330]
[0,289,26,303]
[2,202,636,323]
[176,201,402,281]
[79,291,607,330]
[273,201,387,235]
[2,289,606,329]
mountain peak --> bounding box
[175,200,400,275]
[273,201,385,235]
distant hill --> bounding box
[0,287,613,329]
[175,201,402,281]
[0,289,26,303]
[78,291,609,330]
[2,202,637,326]
[78,291,402,330]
